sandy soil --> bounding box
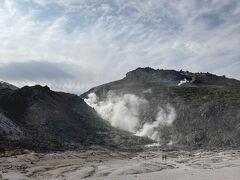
[1,149,240,180]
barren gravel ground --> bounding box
[1,149,240,180]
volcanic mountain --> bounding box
[81,68,240,148]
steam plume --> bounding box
[84,92,147,132]
[136,105,176,141]
[84,92,176,141]
[178,78,189,86]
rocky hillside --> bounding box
[81,68,240,148]
[0,84,150,152]
[0,81,18,90]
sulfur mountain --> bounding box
[81,68,240,148]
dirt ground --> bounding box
[1,149,240,180]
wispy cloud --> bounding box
[0,0,239,93]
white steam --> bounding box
[136,105,176,141]
[84,92,176,141]
[178,78,190,86]
[84,92,147,133]
[143,88,152,94]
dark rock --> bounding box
[0,84,151,152]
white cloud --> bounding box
[0,0,239,93]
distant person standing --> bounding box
[162,154,167,160]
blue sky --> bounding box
[0,0,239,93]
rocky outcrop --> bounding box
[0,81,18,90]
